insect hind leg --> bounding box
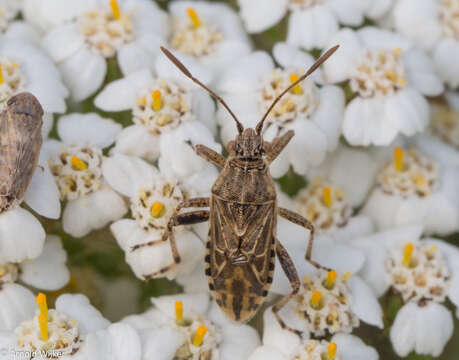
[140,210,210,280]
[272,240,303,337]
[278,207,330,271]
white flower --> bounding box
[94,67,222,177]
[165,1,251,83]
[323,27,443,146]
[0,38,68,137]
[103,154,217,280]
[44,113,127,238]
[0,0,22,33]
[249,309,378,360]
[352,225,459,357]
[216,43,344,178]
[238,0,392,41]
[362,144,459,235]
[122,293,260,360]
[0,293,141,360]
[393,0,459,88]
[0,235,69,331]
[41,0,169,101]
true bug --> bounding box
[0,93,43,212]
[139,46,338,332]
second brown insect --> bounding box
[137,45,339,333]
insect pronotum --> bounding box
[134,45,339,334]
[0,92,43,213]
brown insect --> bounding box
[135,46,338,333]
[0,92,43,212]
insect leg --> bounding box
[278,207,329,271]
[266,130,294,164]
[272,240,302,337]
[141,210,210,280]
[176,197,210,212]
[186,141,226,168]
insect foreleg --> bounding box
[272,240,302,337]
[278,207,329,271]
[266,130,294,164]
[187,141,226,167]
[141,210,210,280]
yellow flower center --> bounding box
[324,270,337,289]
[175,300,183,322]
[151,201,165,218]
[310,290,323,309]
[36,293,48,342]
[403,243,414,267]
[328,342,337,359]
[394,147,404,172]
[192,325,207,346]
[187,8,201,28]
[322,186,332,207]
[109,0,121,20]
[71,156,88,171]
[152,90,162,111]
[289,73,303,95]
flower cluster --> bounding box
[0,0,459,359]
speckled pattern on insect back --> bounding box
[0,92,43,212]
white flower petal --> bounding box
[331,333,379,360]
[216,51,274,93]
[358,27,412,51]
[62,188,127,238]
[248,346,287,360]
[102,154,159,197]
[433,38,459,88]
[59,46,106,101]
[95,69,153,111]
[0,207,45,264]
[117,39,157,76]
[287,6,339,50]
[20,235,69,290]
[328,0,368,26]
[344,96,398,146]
[348,276,383,328]
[403,49,443,96]
[43,23,84,62]
[390,302,453,357]
[0,284,36,331]
[108,323,142,360]
[140,328,185,360]
[58,113,122,148]
[238,0,288,34]
[384,88,429,138]
[219,322,261,360]
[111,125,160,162]
[55,294,110,334]
[23,165,61,219]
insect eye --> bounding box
[235,144,242,154]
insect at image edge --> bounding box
[132,45,339,335]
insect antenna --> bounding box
[160,46,244,134]
[255,45,339,135]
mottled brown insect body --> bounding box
[208,147,277,321]
[137,47,338,331]
[0,93,43,212]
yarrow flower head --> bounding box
[44,113,127,238]
[95,67,221,178]
[323,27,443,146]
[394,0,459,88]
[353,225,459,357]
[103,154,217,280]
[42,0,169,101]
[0,293,141,360]
[237,0,392,46]
[0,236,69,332]
[216,42,344,178]
[363,145,459,235]
[122,293,260,360]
